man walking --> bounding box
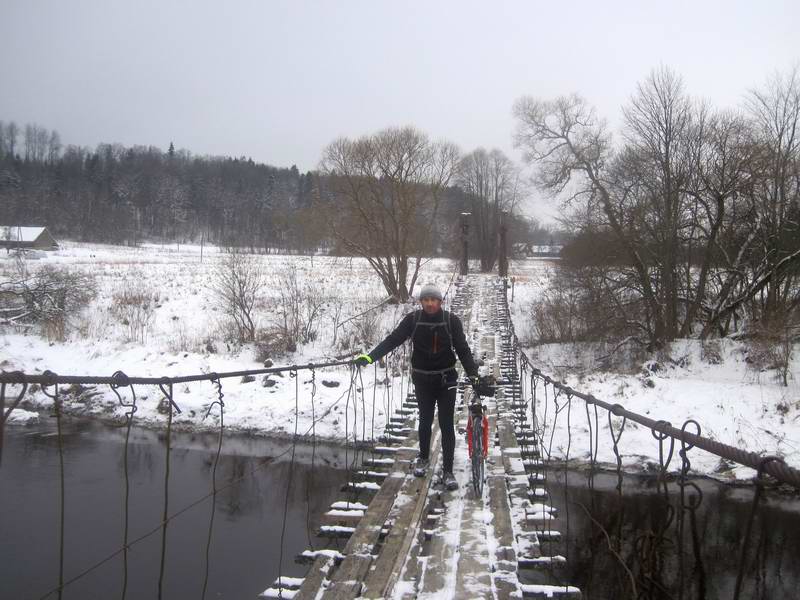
[355,283,479,490]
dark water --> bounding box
[0,420,350,600]
[531,468,800,600]
[4,421,800,600]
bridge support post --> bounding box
[498,210,508,279]
[460,212,470,275]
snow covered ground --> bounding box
[2,245,798,480]
[1,242,459,440]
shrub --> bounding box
[273,265,325,344]
[746,312,798,386]
[254,327,296,362]
[528,265,639,345]
[111,287,158,343]
[1,263,97,341]
[210,251,265,343]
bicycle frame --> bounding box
[467,400,489,459]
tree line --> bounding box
[0,122,554,300]
[0,131,322,252]
[515,66,800,349]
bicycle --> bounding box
[467,376,494,497]
[467,397,488,496]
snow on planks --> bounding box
[283,276,582,599]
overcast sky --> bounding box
[2,0,798,214]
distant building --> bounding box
[0,226,60,251]
[512,242,562,258]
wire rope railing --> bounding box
[1,352,394,600]
[494,276,800,599]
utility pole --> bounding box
[460,212,470,275]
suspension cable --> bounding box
[0,358,356,387]
[201,375,225,600]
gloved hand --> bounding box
[354,353,373,367]
[471,374,495,397]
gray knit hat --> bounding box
[418,283,443,301]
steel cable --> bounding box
[200,375,225,600]
[157,381,176,600]
[0,359,357,387]
[41,377,65,600]
[276,368,300,600]
[109,376,137,600]
[0,378,28,467]
[32,374,352,600]
[305,368,317,551]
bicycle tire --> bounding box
[471,417,484,497]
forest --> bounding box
[0,124,551,260]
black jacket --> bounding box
[368,309,478,377]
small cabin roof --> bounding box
[0,226,49,242]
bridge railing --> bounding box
[0,353,411,600]
[497,287,800,489]
[495,279,800,599]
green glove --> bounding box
[472,374,496,397]
[355,353,373,367]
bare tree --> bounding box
[47,130,61,164]
[320,126,459,302]
[743,66,800,324]
[513,67,764,346]
[210,252,265,342]
[686,110,761,337]
[698,68,800,335]
[512,92,672,342]
[5,121,18,157]
[23,123,49,163]
[456,148,522,271]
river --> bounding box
[3,420,799,599]
[0,419,350,600]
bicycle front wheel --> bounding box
[471,419,484,498]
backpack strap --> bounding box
[411,309,455,352]
[410,309,422,351]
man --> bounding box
[355,283,479,491]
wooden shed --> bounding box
[0,226,60,251]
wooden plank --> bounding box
[293,554,336,600]
[453,394,496,598]
[360,427,441,598]
[322,554,372,599]
[321,430,420,598]
[490,429,520,598]
[488,346,521,599]
[294,419,419,600]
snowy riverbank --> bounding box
[2,244,798,481]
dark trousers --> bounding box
[414,369,458,473]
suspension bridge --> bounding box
[2,275,799,599]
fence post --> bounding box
[460,212,470,275]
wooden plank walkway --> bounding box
[270,276,582,600]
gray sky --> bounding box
[1,0,798,215]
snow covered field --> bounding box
[1,242,459,440]
[2,244,798,480]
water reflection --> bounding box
[0,420,350,599]
[533,469,800,600]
